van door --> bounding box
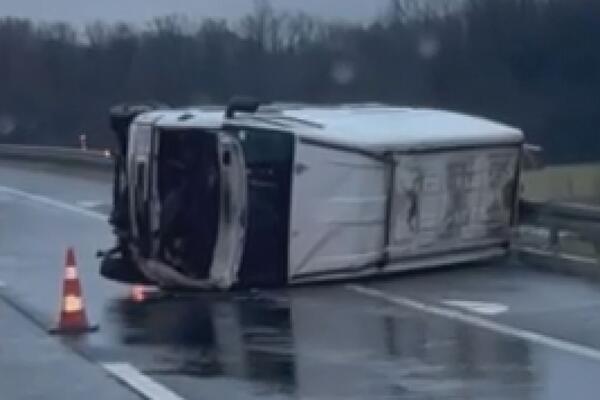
[209,132,248,288]
[288,142,388,281]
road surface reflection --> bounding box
[104,288,548,399]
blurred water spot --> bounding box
[0,114,16,136]
[417,35,440,59]
[331,61,356,85]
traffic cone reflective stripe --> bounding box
[65,265,78,280]
[50,247,98,334]
[63,294,83,313]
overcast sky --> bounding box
[0,0,391,26]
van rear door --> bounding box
[386,146,521,262]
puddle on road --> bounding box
[88,288,586,400]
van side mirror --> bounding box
[522,143,544,171]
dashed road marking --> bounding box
[0,185,106,221]
[102,362,185,400]
[442,300,509,315]
[347,284,600,362]
[0,280,6,288]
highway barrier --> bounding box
[517,199,600,280]
[520,200,600,247]
[0,144,112,169]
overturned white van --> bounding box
[100,100,524,290]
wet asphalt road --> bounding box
[2,159,600,399]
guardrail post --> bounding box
[594,243,600,265]
[548,225,560,252]
[79,134,87,151]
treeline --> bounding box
[1,0,599,163]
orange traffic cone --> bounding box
[49,247,98,334]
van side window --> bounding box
[234,129,293,167]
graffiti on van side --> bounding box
[440,159,475,238]
[485,154,515,228]
[406,169,425,233]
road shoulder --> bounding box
[0,296,140,400]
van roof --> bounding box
[136,104,523,152]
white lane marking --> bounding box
[102,362,185,400]
[347,284,600,362]
[0,280,6,288]
[442,300,508,315]
[0,185,106,221]
[76,200,105,209]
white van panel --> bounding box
[288,143,387,279]
[387,146,520,260]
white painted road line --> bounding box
[102,362,185,400]
[0,280,6,288]
[76,200,106,209]
[0,185,106,221]
[347,284,600,362]
[442,300,509,315]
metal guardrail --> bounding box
[0,144,112,169]
[1,145,597,254]
[518,199,600,268]
[521,199,600,236]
